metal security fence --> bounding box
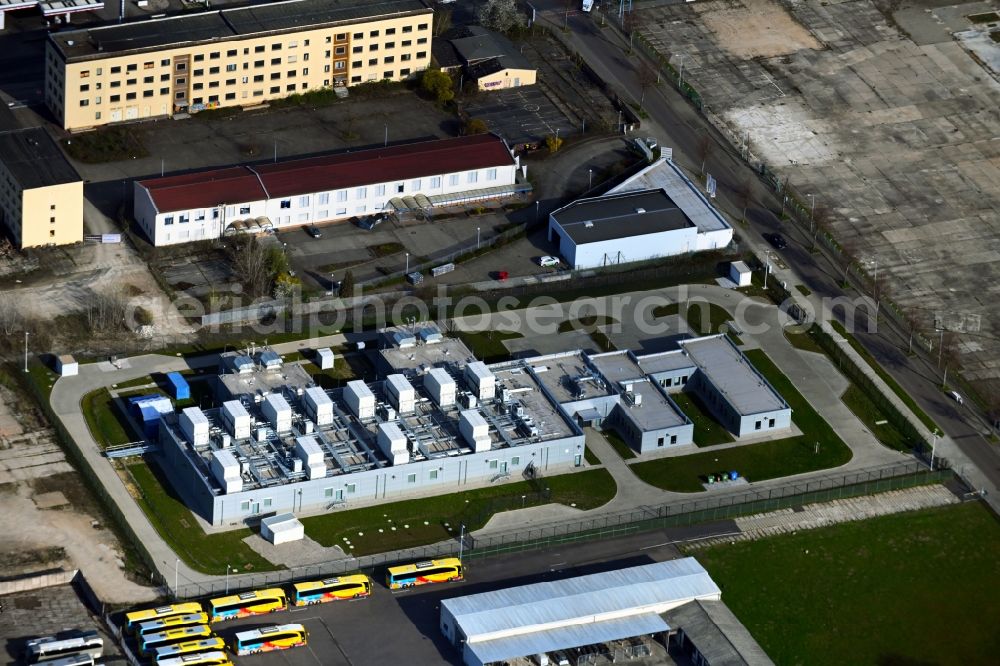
[172,459,947,599]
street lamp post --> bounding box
[476,227,481,250]
[763,251,772,289]
[174,558,180,597]
[808,193,815,239]
[930,429,940,470]
[23,331,29,373]
[458,523,465,563]
[384,124,388,148]
[225,564,232,595]
[405,252,409,275]
[588,168,593,190]
[868,258,879,316]
[535,200,540,221]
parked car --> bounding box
[764,232,788,249]
[948,390,964,406]
[537,255,560,267]
[356,213,388,231]
[306,225,322,238]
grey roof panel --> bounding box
[551,189,695,245]
[679,335,787,415]
[443,558,720,640]
[0,128,80,190]
[469,613,669,666]
[662,599,775,666]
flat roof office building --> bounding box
[133,134,519,245]
[0,128,83,248]
[45,0,434,131]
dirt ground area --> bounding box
[638,0,1000,395]
[0,584,124,665]
[0,384,158,605]
[695,0,822,58]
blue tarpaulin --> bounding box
[166,371,190,400]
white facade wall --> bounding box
[554,223,700,270]
[136,163,518,247]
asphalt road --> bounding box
[533,3,1000,495]
[197,521,735,666]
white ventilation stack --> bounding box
[179,407,209,446]
[459,409,491,453]
[262,393,292,433]
[464,361,496,401]
[376,422,410,465]
[210,449,242,493]
[386,374,416,414]
[294,436,326,480]
[424,367,456,407]
[303,386,334,426]
[222,400,252,440]
[345,380,376,419]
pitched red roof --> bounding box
[137,134,515,213]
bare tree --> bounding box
[229,235,273,297]
[811,203,831,250]
[734,177,753,225]
[904,307,922,355]
[85,288,129,333]
[0,292,23,336]
[637,60,658,108]
[477,0,525,34]
[433,7,453,36]
[696,131,714,176]
[939,331,961,388]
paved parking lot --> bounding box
[465,86,576,147]
[636,0,1000,393]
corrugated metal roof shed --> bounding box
[469,613,669,666]
[662,599,775,666]
[444,558,720,643]
[166,371,190,400]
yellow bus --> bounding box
[139,625,212,656]
[136,613,209,636]
[208,588,287,623]
[386,558,464,590]
[292,574,372,606]
[124,602,204,633]
[155,651,233,666]
[151,637,225,662]
[232,624,307,656]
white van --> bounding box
[948,390,964,406]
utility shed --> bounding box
[440,558,721,666]
[56,354,78,377]
[222,400,252,440]
[257,350,283,370]
[260,513,304,545]
[464,361,496,400]
[211,449,243,494]
[663,599,775,666]
[728,261,752,288]
[179,406,209,446]
[345,380,376,419]
[376,422,410,465]
[166,371,190,400]
[386,374,416,414]
[315,347,335,370]
[262,393,292,433]
[425,367,456,407]
[302,386,333,426]
[128,394,173,440]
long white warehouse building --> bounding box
[133,133,520,246]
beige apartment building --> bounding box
[45,0,434,131]
[0,128,83,248]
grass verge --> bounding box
[601,429,637,460]
[453,330,523,363]
[671,392,735,447]
[841,385,909,451]
[126,461,278,575]
[692,502,1000,666]
[62,126,148,163]
[829,320,938,432]
[302,468,616,555]
[631,349,852,491]
[783,325,826,354]
[81,388,133,449]
[557,315,618,333]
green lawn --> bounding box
[830,320,938,432]
[683,302,732,336]
[61,126,148,163]
[81,388,134,449]
[671,392,735,447]
[783,326,826,355]
[841,384,911,451]
[601,429,637,460]
[652,303,680,318]
[557,315,618,333]
[306,355,372,389]
[631,349,852,492]
[794,284,812,297]
[693,502,1000,666]
[126,462,278,574]
[453,330,523,363]
[302,468,616,555]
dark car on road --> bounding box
[764,232,787,249]
[306,225,322,238]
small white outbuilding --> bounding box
[260,513,304,545]
[56,355,78,377]
[729,260,752,287]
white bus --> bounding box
[34,655,94,666]
[25,631,103,664]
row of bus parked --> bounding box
[25,630,103,666]
[121,558,464,664]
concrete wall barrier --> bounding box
[0,568,78,596]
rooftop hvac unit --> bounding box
[256,427,268,442]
